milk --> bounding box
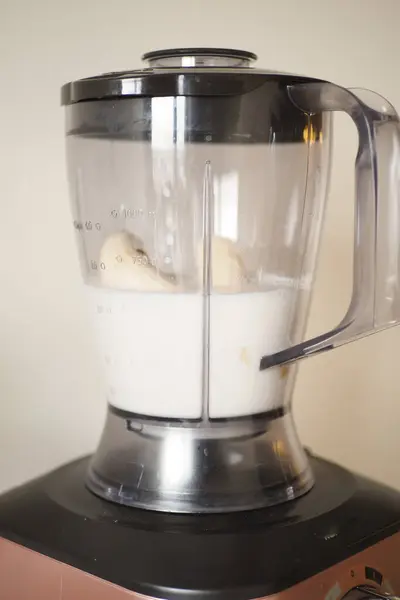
[209,289,291,418]
[86,288,203,419]
[86,287,292,419]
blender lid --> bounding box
[61,47,321,105]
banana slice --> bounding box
[99,231,177,292]
[198,236,245,291]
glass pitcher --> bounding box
[62,48,400,513]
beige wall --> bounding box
[1,0,400,492]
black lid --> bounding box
[61,47,319,106]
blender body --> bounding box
[64,50,332,512]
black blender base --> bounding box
[0,455,400,600]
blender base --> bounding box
[0,455,400,599]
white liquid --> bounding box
[87,287,292,419]
[209,290,291,418]
[87,288,203,419]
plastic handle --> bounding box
[260,82,400,370]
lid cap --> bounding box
[142,47,258,63]
[142,47,257,68]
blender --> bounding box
[1,48,400,599]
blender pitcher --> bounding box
[62,48,400,513]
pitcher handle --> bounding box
[260,83,400,370]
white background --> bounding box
[1,0,400,492]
